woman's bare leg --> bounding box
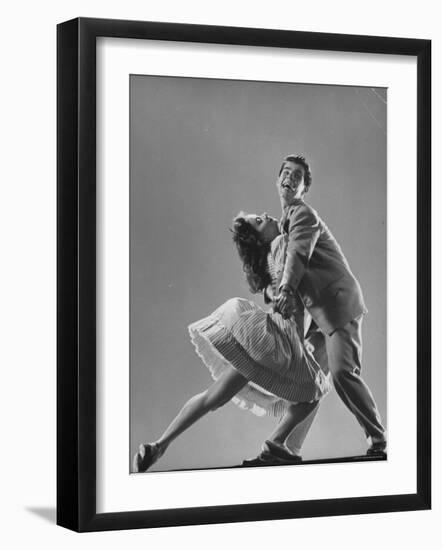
[284,403,319,454]
[268,401,319,450]
[154,366,248,454]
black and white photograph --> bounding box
[53,12,431,535]
[0,0,433,542]
[130,75,388,473]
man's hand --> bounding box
[273,286,297,319]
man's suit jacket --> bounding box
[277,199,367,335]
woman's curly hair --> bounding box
[231,212,271,293]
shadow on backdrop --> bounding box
[26,506,56,524]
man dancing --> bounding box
[248,154,386,465]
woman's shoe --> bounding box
[133,443,161,472]
[242,440,302,466]
[261,440,303,463]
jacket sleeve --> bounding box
[279,203,321,292]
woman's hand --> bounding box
[263,284,275,304]
[273,286,297,319]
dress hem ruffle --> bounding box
[188,311,331,418]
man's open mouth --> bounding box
[281,182,294,191]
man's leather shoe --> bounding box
[366,440,387,457]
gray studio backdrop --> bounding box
[130,75,387,472]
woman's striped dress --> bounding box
[188,236,331,417]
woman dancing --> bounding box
[133,212,331,472]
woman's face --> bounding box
[245,213,280,244]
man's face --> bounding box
[276,161,307,205]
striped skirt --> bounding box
[188,297,331,418]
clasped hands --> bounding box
[266,284,297,319]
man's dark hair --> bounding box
[278,154,312,191]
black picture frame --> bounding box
[57,17,431,532]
